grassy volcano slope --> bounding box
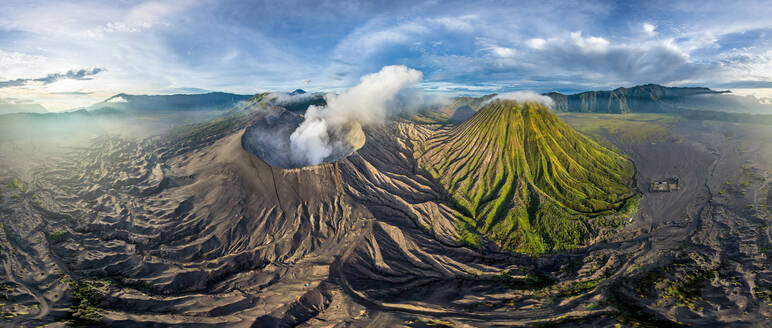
[416,100,638,254]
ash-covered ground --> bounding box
[0,106,769,327]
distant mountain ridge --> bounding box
[0,102,47,115]
[544,84,770,114]
[0,92,255,141]
[88,92,253,113]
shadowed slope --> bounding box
[417,100,638,254]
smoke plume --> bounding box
[289,65,423,166]
[267,91,316,105]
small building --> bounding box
[650,177,680,192]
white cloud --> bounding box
[525,38,547,50]
[643,22,657,36]
[420,81,503,95]
[487,91,555,108]
[569,31,610,53]
[716,49,772,82]
[429,15,477,32]
[107,96,129,103]
[491,46,516,58]
[677,32,719,52]
[487,31,699,85]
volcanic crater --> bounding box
[241,106,365,169]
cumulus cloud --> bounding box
[487,91,555,108]
[569,31,610,53]
[513,31,697,84]
[289,65,424,166]
[525,38,547,50]
[643,22,657,36]
[490,46,516,58]
[0,68,107,89]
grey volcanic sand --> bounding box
[0,109,769,327]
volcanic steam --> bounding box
[243,65,427,168]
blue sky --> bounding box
[0,0,770,110]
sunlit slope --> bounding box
[417,100,637,253]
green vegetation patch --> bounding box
[634,268,665,299]
[754,289,772,304]
[454,219,482,249]
[634,259,717,312]
[48,229,68,244]
[0,284,13,300]
[7,178,22,191]
[660,269,713,310]
[558,277,605,298]
[68,279,109,323]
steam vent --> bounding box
[241,107,364,168]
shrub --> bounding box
[48,229,68,244]
[69,279,108,323]
[7,178,21,190]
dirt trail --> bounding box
[2,259,49,319]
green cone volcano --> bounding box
[417,100,638,254]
